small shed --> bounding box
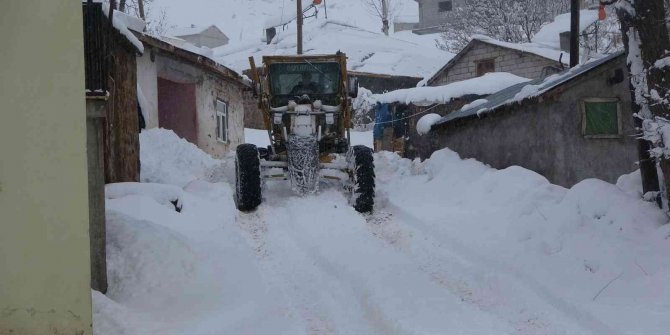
[427,52,637,187]
[135,34,248,158]
[425,35,566,87]
[373,72,530,158]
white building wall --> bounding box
[196,75,245,158]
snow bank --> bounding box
[105,211,197,310]
[378,149,670,335]
[616,169,643,198]
[106,182,184,211]
[374,72,530,106]
[416,113,441,135]
[140,128,219,187]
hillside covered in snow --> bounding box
[150,0,452,78]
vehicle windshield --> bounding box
[268,61,341,105]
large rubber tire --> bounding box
[350,145,375,213]
[235,144,262,211]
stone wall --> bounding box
[432,41,563,86]
[430,56,637,187]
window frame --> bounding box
[581,97,623,139]
[215,99,229,143]
[475,58,496,77]
[438,1,453,12]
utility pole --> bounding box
[570,0,580,67]
[381,0,390,36]
[297,0,304,54]
[138,0,146,20]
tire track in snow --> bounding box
[236,190,372,335]
[379,202,625,335]
[243,183,515,334]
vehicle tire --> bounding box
[235,144,262,211]
[350,145,375,213]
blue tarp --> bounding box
[373,103,391,140]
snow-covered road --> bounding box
[93,129,670,335]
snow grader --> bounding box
[236,52,375,213]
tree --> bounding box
[602,0,670,208]
[362,0,399,36]
[437,0,570,53]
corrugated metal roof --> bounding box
[433,51,625,128]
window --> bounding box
[438,1,452,12]
[476,59,495,77]
[216,99,228,143]
[581,98,622,138]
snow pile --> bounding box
[532,10,599,49]
[416,113,442,135]
[105,211,197,311]
[379,149,670,335]
[375,72,530,106]
[616,170,643,198]
[140,128,219,187]
[106,182,184,211]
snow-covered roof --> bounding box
[532,10,599,49]
[138,33,246,85]
[472,35,567,65]
[425,35,567,85]
[433,52,625,128]
[374,72,530,106]
[168,25,225,38]
[96,2,145,53]
[214,20,453,78]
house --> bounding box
[1,1,93,333]
[426,35,566,86]
[169,24,229,48]
[372,72,530,156]
[413,0,469,35]
[135,33,248,158]
[426,52,637,187]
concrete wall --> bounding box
[431,57,637,187]
[151,53,244,158]
[0,1,92,334]
[415,0,468,31]
[432,41,563,86]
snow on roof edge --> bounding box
[374,72,531,106]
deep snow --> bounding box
[94,129,670,335]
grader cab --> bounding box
[235,52,375,213]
